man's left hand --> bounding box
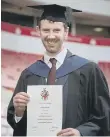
[57,128,80,136]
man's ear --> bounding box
[36,26,40,37]
[64,27,69,40]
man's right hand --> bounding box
[13,92,30,117]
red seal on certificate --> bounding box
[41,88,49,100]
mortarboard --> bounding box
[28,4,82,26]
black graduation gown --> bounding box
[7,51,110,136]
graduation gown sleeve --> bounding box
[76,63,110,136]
[7,70,27,136]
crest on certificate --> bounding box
[41,88,49,100]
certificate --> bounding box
[27,85,63,136]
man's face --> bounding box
[38,20,68,54]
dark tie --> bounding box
[47,58,57,85]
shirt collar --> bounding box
[44,47,67,65]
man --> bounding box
[7,4,110,136]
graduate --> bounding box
[7,4,110,136]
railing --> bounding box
[1,21,110,46]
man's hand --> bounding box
[13,92,30,117]
[57,128,80,136]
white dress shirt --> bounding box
[15,47,67,123]
[44,47,67,69]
